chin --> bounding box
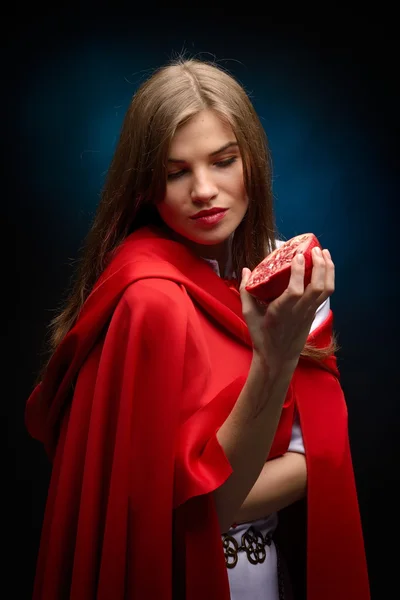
[187,228,233,247]
[162,216,240,249]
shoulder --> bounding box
[104,278,188,359]
[117,278,188,324]
[105,278,189,344]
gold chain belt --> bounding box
[222,525,273,569]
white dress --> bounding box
[202,247,330,600]
[224,415,304,600]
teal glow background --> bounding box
[9,18,397,598]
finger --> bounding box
[239,268,257,314]
[316,248,335,304]
[302,246,326,301]
[308,248,335,308]
[292,246,326,317]
[298,247,334,315]
[280,251,306,308]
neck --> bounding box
[157,223,231,276]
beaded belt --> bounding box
[222,525,273,569]
[222,526,287,599]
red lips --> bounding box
[191,207,227,219]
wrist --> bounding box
[251,350,298,381]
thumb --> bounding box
[239,268,254,311]
[240,267,251,288]
[240,267,251,293]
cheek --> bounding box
[157,190,184,222]
[157,201,172,221]
[229,163,246,194]
[231,171,247,205]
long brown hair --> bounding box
[45,56,338,370]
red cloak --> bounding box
[25,225,370,599]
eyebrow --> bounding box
[168,141,239,163]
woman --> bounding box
[26,58,370,599]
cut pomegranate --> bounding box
[245,233,322,303]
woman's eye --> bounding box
[167,170,187,180]
[167,157,237,181]
[215,156,237,168]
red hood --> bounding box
[25,225,370,600]
[25,225,338,451]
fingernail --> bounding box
[324,249,331,259]
[297,253,304,264]
[314,247,322,256]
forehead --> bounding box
[169,110,236,158]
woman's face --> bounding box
[157,109,248,259]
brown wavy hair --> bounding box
[44,56,338,371]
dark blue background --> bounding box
[8,17,397,598]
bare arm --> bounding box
[234,451,307,525]
[212,247,334,533]
[214,354,293,532]
[213,354,295,533]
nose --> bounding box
[190,171,218,203]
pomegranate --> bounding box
[245,233,322,303]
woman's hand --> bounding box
[240,247,334,372]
